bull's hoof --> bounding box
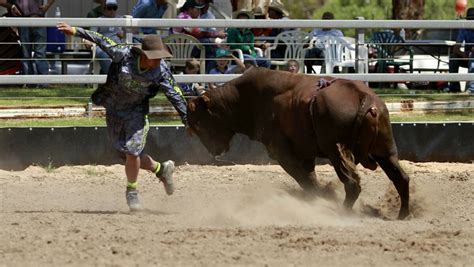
[398,210,411,220]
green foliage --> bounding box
[0,87,170,107]
[282,0,461,20]
[38,159,56,173]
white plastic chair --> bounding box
[163,33,206,74]
[311,36,368,74]
[264,30,312,72]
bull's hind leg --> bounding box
[329,144,361,210]
[372,154,410,219]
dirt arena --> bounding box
[1,161,473,266]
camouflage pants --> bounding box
[106,112,149,156]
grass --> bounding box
[390,111,474,122]
[0,116,183,127]
[376,89,474,102]
[1,86,472,106]
[0,85,472,127]
[0,86,170,107]
[0,111,471,127]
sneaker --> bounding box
[157,160,175,195]
[125,188,142,211]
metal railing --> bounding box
[2,17,474,84]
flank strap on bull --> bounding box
[308,78,338,152]
[317,78,337,89]
[309,78,337,119]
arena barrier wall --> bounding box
[0,122,473,170]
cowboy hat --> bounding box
[232,9,254,19]
[132,34,173,59]
[466,7,474,20]
[267,2,289,17]
[180,0,205,10]
[253,6,267,18]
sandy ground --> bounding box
[0,161,473,266]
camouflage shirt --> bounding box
[75,27,187,124]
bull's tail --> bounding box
[350,93,379,170]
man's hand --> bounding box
[10,4,21,16]
[56,22,76,36]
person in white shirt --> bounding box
[304,12,344,74]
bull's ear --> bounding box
[188,96,211,112]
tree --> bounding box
[392,0,424,20]
[281,0,326,19]
[281,0,455,20]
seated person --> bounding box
[90,0,124,74]
[266,2,292,62]
[448,7,474,92]
[178,58,205,96]
[132,0,176,34]
[267,2,291,37]
[227,10,271,68]
[252,6,272,52]
[285,59,300,73]
[467,55,474,94]
[208,47,245,89]
[171,0,226,40]
[198,0,225,73]
[304,11,344,73]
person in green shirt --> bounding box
[226,10,270,68]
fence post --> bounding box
[354,16,366,74]
[124,15,133,44]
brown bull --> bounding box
[187,68,410,219]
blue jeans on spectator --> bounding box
[468,53,474,94]
[96,47,112,74]
[448,53,468,92]
[304,47,325,73]
[243,54,271,68]
[19,27,49,76]
[199,37,217,73]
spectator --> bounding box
[266,2,292,66]
[227,10,271,68]
[304,11,344,73]
[208,47,245,89]
[467,58,474,94]
[10,0,55,87]
[233,57,258,74]
[252,6,270,37]
[0,0,21,21]
[197,0,223,73]
[252,6,272,52]
[267,1,290,37]
[57,22,187,211]
[285,59,300,73]
[447,7,474,93]
[199,0,217,34]
[90,0,124,74]
[87,0,105,18]
[132,0,177,34]
[179,58,205,96]
[0,1,22,75]
[172,0,226,40]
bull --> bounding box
[187,68,410,219]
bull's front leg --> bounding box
[266,139,322,196]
